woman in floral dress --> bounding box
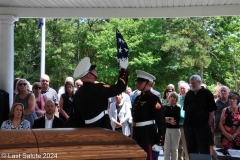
[219,92,240,149]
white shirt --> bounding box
[109,102,132,136]
[45,115,54,128]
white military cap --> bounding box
[73,57,96,79]
[135,70,156,82]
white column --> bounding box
[0,15,18,107]
[40,18,45,78]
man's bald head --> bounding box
[75,79,83,89]
[41,74,50,82]
[44,99,56,116]
[40,74,50,91]
[219,86,230,100]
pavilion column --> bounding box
[0,15,18,107]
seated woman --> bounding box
[219,92,240,149]
[163,91,181,160]
[59,81,75,122]
[32,82,47,119]
[109,93,132,137]
[1,103,30,129]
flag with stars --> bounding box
[116,29,129,62]
[38,18,44,29]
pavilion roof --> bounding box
[0,0,240,18]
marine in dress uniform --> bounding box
[71,57,128,129]
[132,70,166,160]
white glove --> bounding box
[152,144,162,152]
[152,144,164,156]
[118,58,128,69]
[128,117,133,124]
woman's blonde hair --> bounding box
[9,103,25,121]
[167,91,179,103]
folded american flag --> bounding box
[116,29,129,62]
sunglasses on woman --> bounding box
[34,87,42,90]
[18,83,27,86]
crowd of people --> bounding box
[0,56,240,160]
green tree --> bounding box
[161,18,215,83]
[14,18,41,83]
[14,17,240,93]
[208,16,240,91]
[86,18,166,91]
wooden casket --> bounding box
[0,128,146,160]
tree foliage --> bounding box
[14,17,240,93]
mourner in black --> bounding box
[0,89,10,125]
[71,57,128,129]
[184,75,216,154]
[32,115,65,128]
[32,99,65,128]
[132,70,166,160]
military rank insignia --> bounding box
[140,101,146,106]
[155,102,162,109]
[103,85,110,88]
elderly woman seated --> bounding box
[1,103,30,129]
[109,93,132,137]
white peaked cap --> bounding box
[135,70,156,82]
[73,57,91,79]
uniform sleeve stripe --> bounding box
[119,78,126,85]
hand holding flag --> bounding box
[116,29,129,69]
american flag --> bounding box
[116,29,129,62]
[38,18,44,29]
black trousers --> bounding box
[183,125,211,155]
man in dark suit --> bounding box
[32,99,64,128]
[0,89,9,126]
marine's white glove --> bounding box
[152,144,164,156]
[118,58,128,69]
[152,144,162,152]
